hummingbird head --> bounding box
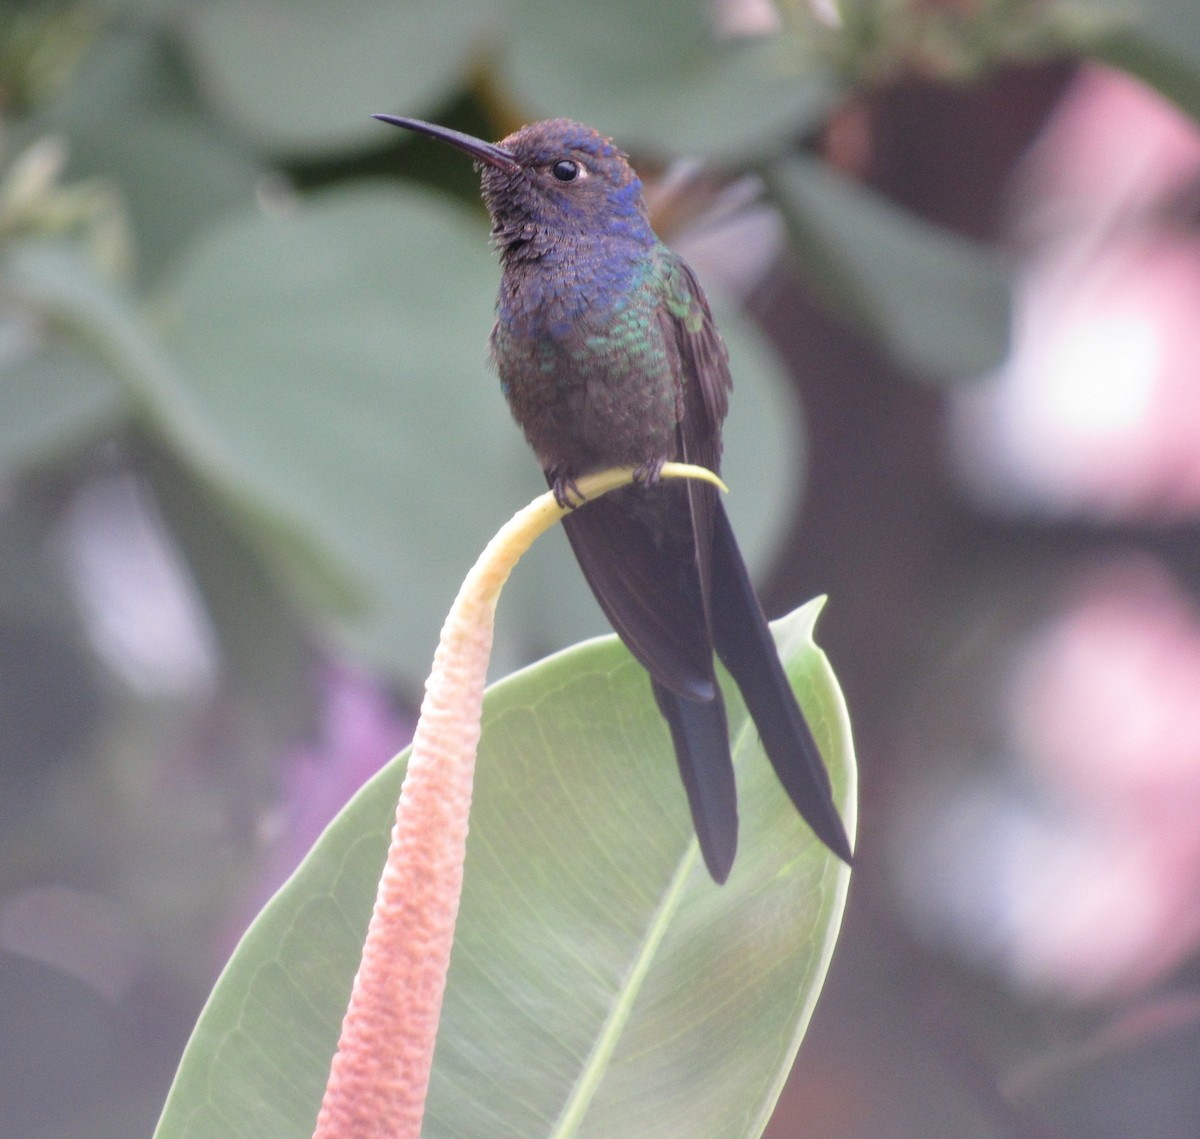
[374,115,655,251]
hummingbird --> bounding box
[375,114,852,882]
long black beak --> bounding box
[373,115,519,172]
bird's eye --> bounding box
[551,159,580,183]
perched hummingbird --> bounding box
[375,114,852,882]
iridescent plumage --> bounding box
[376,115,852,881]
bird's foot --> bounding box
[550,473,585,510]
[631,457,666,487]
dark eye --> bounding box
[551,159,579,182]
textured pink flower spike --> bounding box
[312,462,726,1139]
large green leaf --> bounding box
[767,154,1011,380]
[38,23,266,283]
[180,0,502,155]
[504,0,838,160]
[154,600,854,1139]
[4,237,345,549]
[160,185,514,676]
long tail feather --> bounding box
[652,681,738,883]
[709,501,853,864]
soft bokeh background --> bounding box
[3,1,1200,1136]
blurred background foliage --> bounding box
[2,0,1200,1136]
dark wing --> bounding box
[658,255,731,639]
[659,254,732,476]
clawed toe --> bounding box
[551,475,585,509]
[631,458,666,486]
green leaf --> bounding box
[32,23,265,283]
[0,338,124,480]
[160,185,525,680]
[180,0,502,155]
[154,599,855,1139]
[137,432,313,731]
[766,154,1011,379]
[1079,0,1200,123]
[504,0,838,160]
[5,240,356,616]
[717,307,808,564]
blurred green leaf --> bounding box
[5,239,354,614]
[36,24,265,283]
[717,306,808,561]
[161,186,522,679]
[504,0,838,160]
[154,599,855,1139]
[1,242,197,437]
[180,0,502,155]
[0,338,124,480]
[767,154,1011,379]
[1083,0,1200,121]
[137,432,312,734]
[106,0,187,15]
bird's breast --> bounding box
[491,253,682,475]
